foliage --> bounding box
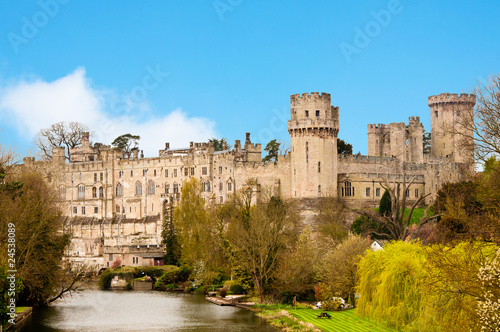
[351,215,391,240]
[423,130,431,154]
[98,269,114,290]
[111,133,140,159]
[224,280,246,295]
[315,236,370,307]
[218,288,227,297]
[322,298,343,311]
[35,121,89,160]
[262,139,281,164]
[314,196,349,245]
[208,138,231,151]
[337,138,353,155]
[379,190,392,217]
[476,248,500,331]
[161,198,181,266]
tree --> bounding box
[315,236,370,307]
[453,74,500,163]
[314,196,349,245]
[355,176,441,241]
[379,190,392,217]
[111,134,140,159]
[337,138,353,155]
[208,138,231,151]
[35,122,89,160]
[351,215,391,240]
[262,139,281,164]
[477,248,500,331]
[423,130,431,154]
[161,198,181,266]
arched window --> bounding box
[116,183,123,196]
[148,180,155,195]
[78,185,85,199]
[92,187,97,198]
[99,186,104,198]
[135,181,142,195]
[202,182,206,192]
[342,181,353,197]
[227,181,232,191]
[59,187,66,200]
[116,204,120,213]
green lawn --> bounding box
[288,308,399,332]
[15,307,29,313]
[374,207,431,226]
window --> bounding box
[207,182,211,192]
[318,185,321,196]
[82,206,86,215]
[131,170,133,177]
[316,110,320,117]
[116,183,123,196]
[220,196,223,204]
[99,187,104,198]
[318,162,321,173]
[136,181,142,195]
[406,189,410,197]
[202,167,207,175]
[92,187,97,198]
[116,205,120,213]
[100,172,104,181]
[119,171,123,178]
[73,207,77,214]
[165,169,168,177]
[174,169,177,177]
[376,188,380,197]
[227,182,232,191]
[94,207,98,214]
[154,170,157,177]
[143,169,147,176]
[148,180,155,195]
[78,185,85,199]
[173,183,179,194]
[341,181,353,197]
[184,168,189,176]
[435,110,438,117]
[165,183,170,194]
[415,189,419,198]
[94,173,97,182]
[59,187,66,200]
[305,110,309,117]
[190,167,195,176]
[219,182,223,191]
[219,166,222,174]
[366,187,371,197]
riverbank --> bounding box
[6,307,32,331]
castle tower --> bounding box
[288,92,339,198]
[428,93,475,163]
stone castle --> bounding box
[20,91,475,269]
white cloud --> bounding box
[0,68,217,157]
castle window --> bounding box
[154,170,157,177]
[219,166,223,174]
[116,205,120,213]
[136,181,142,195]
[82,206,86,215]
[184,168,189,176]
[148,180,155,195]
[435,111,438,117]
[318,185,321,196]
[406,189,410,197]
[92,187,97,198]
[73,207,77,214]
[165,183,170,194]
[366,187,371,197]
[94,173,97,182]
[59,187,66,200]
[316,110,320,117]
[100,173,103,181]
[116,183,123,196]
[305,110,309,117]
[202,182,206,192]
[173,183,179,194]
[119,171,123,178]
[94,207,98,214]
[306,142,309,152]
[207,182,211,192]
[415,189,419,198]
[191,167,195,176]
[165,169,168,177]
[342,181,353,197]
[202,167,207,175]
[78,185,85,199]
[318,162,321,173]
[174,169,177,177]
[376,188,380,197]
[99,187,103,198]
[143,169,147,176]
[220,196,224,204]
[228,182,232,191]
[219,182,223,191]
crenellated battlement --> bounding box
[428,93,476,106]
[290,92,331,104]
[408,116,422,126]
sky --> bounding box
[0,0,499,158]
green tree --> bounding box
[161,198,181,266]
[262,139,281,164]
[379,190,392,217]
[350,215,391,240]
[208,138,231,151]
[111,133,140,159]
[423,130,431,154]
[315,196,349,245]
[337,138,353,155]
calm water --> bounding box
[21,283,276,331]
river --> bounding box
[21,282,277,331]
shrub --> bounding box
[224,280,246,295]
[154,268,181,290]
[322,298,343,311]
[218,288,227,298]
[99,269,114,290]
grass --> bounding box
[288,308,399,332]
[374,207,431,226]
[15,307,29,313]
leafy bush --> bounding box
[218,288,227,298]
[224,280,246,295]
[99,269,114,290]
[322,298,343,311]
[154,268,181,290]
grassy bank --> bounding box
[254,304,398,332]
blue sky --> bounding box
[0,0,499,158]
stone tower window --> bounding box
[135,181,142,195]
[100,173,103,181]
[78,185,85,199]
[116,183,123,196]
[59,187,66,200]
[318,162,321,173]
[99,187,103,198]
[173,183,179,194]
[82,206,85,215]
[318,185,321,196]
[305,110,309,117]
[92,187,97,198]
[316,110,320,117]
[435,111,438,117]
[148,180,155,195]
[165,183,170,194]
[94,173,97,182]
[154,170,157,177]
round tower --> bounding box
[428,93,475,163]
[288,92,339,198]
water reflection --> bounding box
[22,283,276,331]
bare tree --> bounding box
[453,74,500,163]
[355,175,441,241]
[35,122,89,160]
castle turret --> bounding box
[288,92,339,198]
[428,93,475,163]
